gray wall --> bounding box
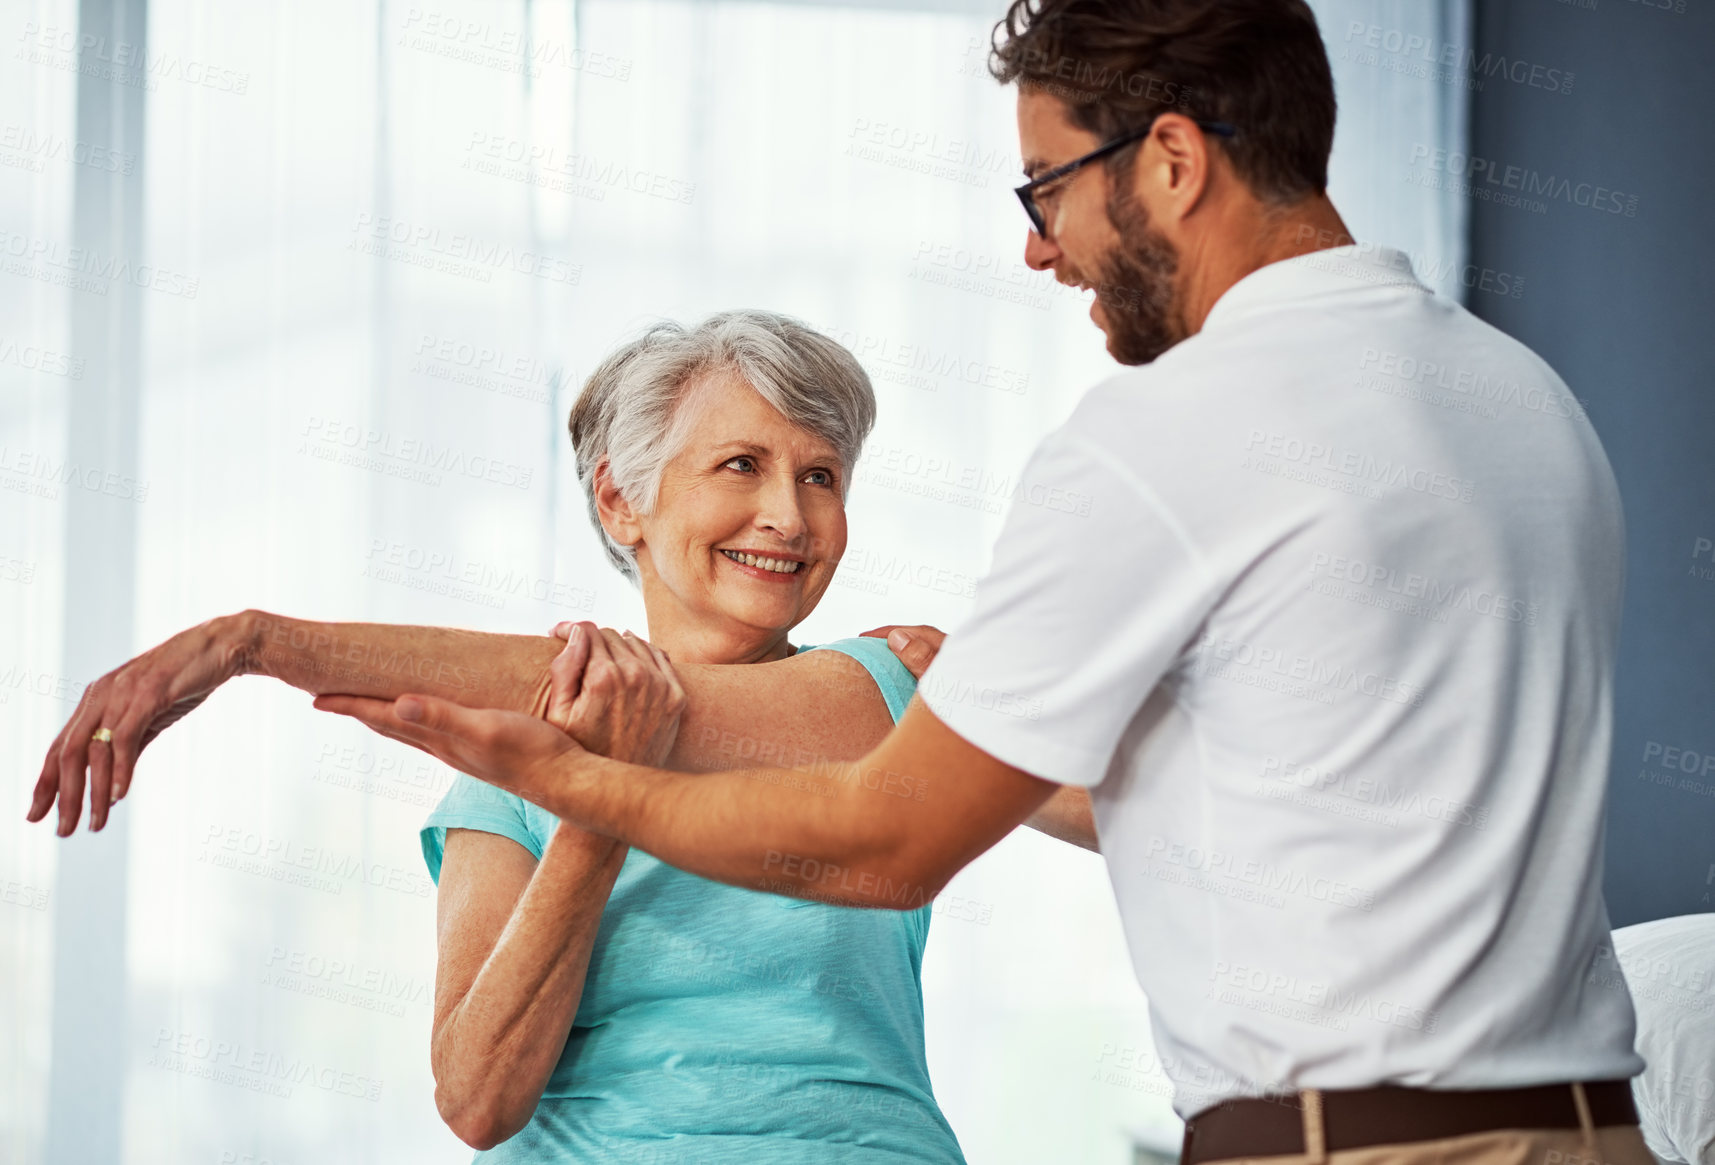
[1466,0,1715,926]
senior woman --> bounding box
[414,309,974,1163]
[29,309,1095,1162]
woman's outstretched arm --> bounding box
[27,607,906,836]
[27,608,567,835]
[235,609,562,716]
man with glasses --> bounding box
[320,3,1653,1162]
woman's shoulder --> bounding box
[427,769,537,823]
[796,636,917,724]
[420,772,553,882]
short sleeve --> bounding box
[800,636,919,723]
[919,426,1220,787]
[420,773,545,884]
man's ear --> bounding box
[592,461,643,548]
[1138,111,1214,224]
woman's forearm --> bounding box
[235,608,561,717]
[434,825,627,1149]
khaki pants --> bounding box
[1201,1087,1656,1165]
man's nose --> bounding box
[1024,227,1059,272]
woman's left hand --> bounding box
[544,623,686,766]
[310,690,585,799]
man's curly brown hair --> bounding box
[989,0,1337,203]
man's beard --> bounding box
[1088,181,1185,366]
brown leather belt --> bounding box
[1181,1080,1638,1165]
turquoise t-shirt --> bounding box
[420,637,965,1165]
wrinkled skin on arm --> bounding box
[426,626,683,1150]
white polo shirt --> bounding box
[920,243,1643,1117]
[1607,915,1715,1165]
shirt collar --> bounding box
[1199,243,1428,333]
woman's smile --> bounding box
[718,547,807,579]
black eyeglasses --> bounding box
[1015,114,1237,240]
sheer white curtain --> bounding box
[0,1,1468,1161]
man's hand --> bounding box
[311,692,585,800]
[860,625,946,680]
[544,623,686,766]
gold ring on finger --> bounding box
[91,727,113,743]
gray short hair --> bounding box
[567,309,877,584]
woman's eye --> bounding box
[803,469,834,487]
[723,456,756,473]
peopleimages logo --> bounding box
[149,1029,381,1101]
[1306,550,1540,626]
[396,9,632,80]
[838,547,978,600]
[817,323,1030,397]
[0,443,149,502]
[1691,537,1715,583]
[1357,348,1586,422]
[1641,740,1715,780]
[1143,835,1376,911]
[1408,145,1639,218]
[198,823,434,899]
[300,416,534,491]
[845,119,1016,188]
[0,337,84,379]
[15,22,252,94]
[1242,429,1477,505]
[1259,756,1490,830]
[347,213,581,286]
[0,228,199,298]
[463,132,696,204]
[0,122,134,174]
[1207,961,1441,1033]
[1342,22,1574,95]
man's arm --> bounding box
[568,623,1097,851]
[1026,788,1098,851]
[866,625,1098,852]
[369,693,1063,910]
[314,619,1078,901]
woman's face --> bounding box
[624,368,849,652]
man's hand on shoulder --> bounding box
[860,625,946,680]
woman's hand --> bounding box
[544,623,686,766]
[27,612,251,835]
